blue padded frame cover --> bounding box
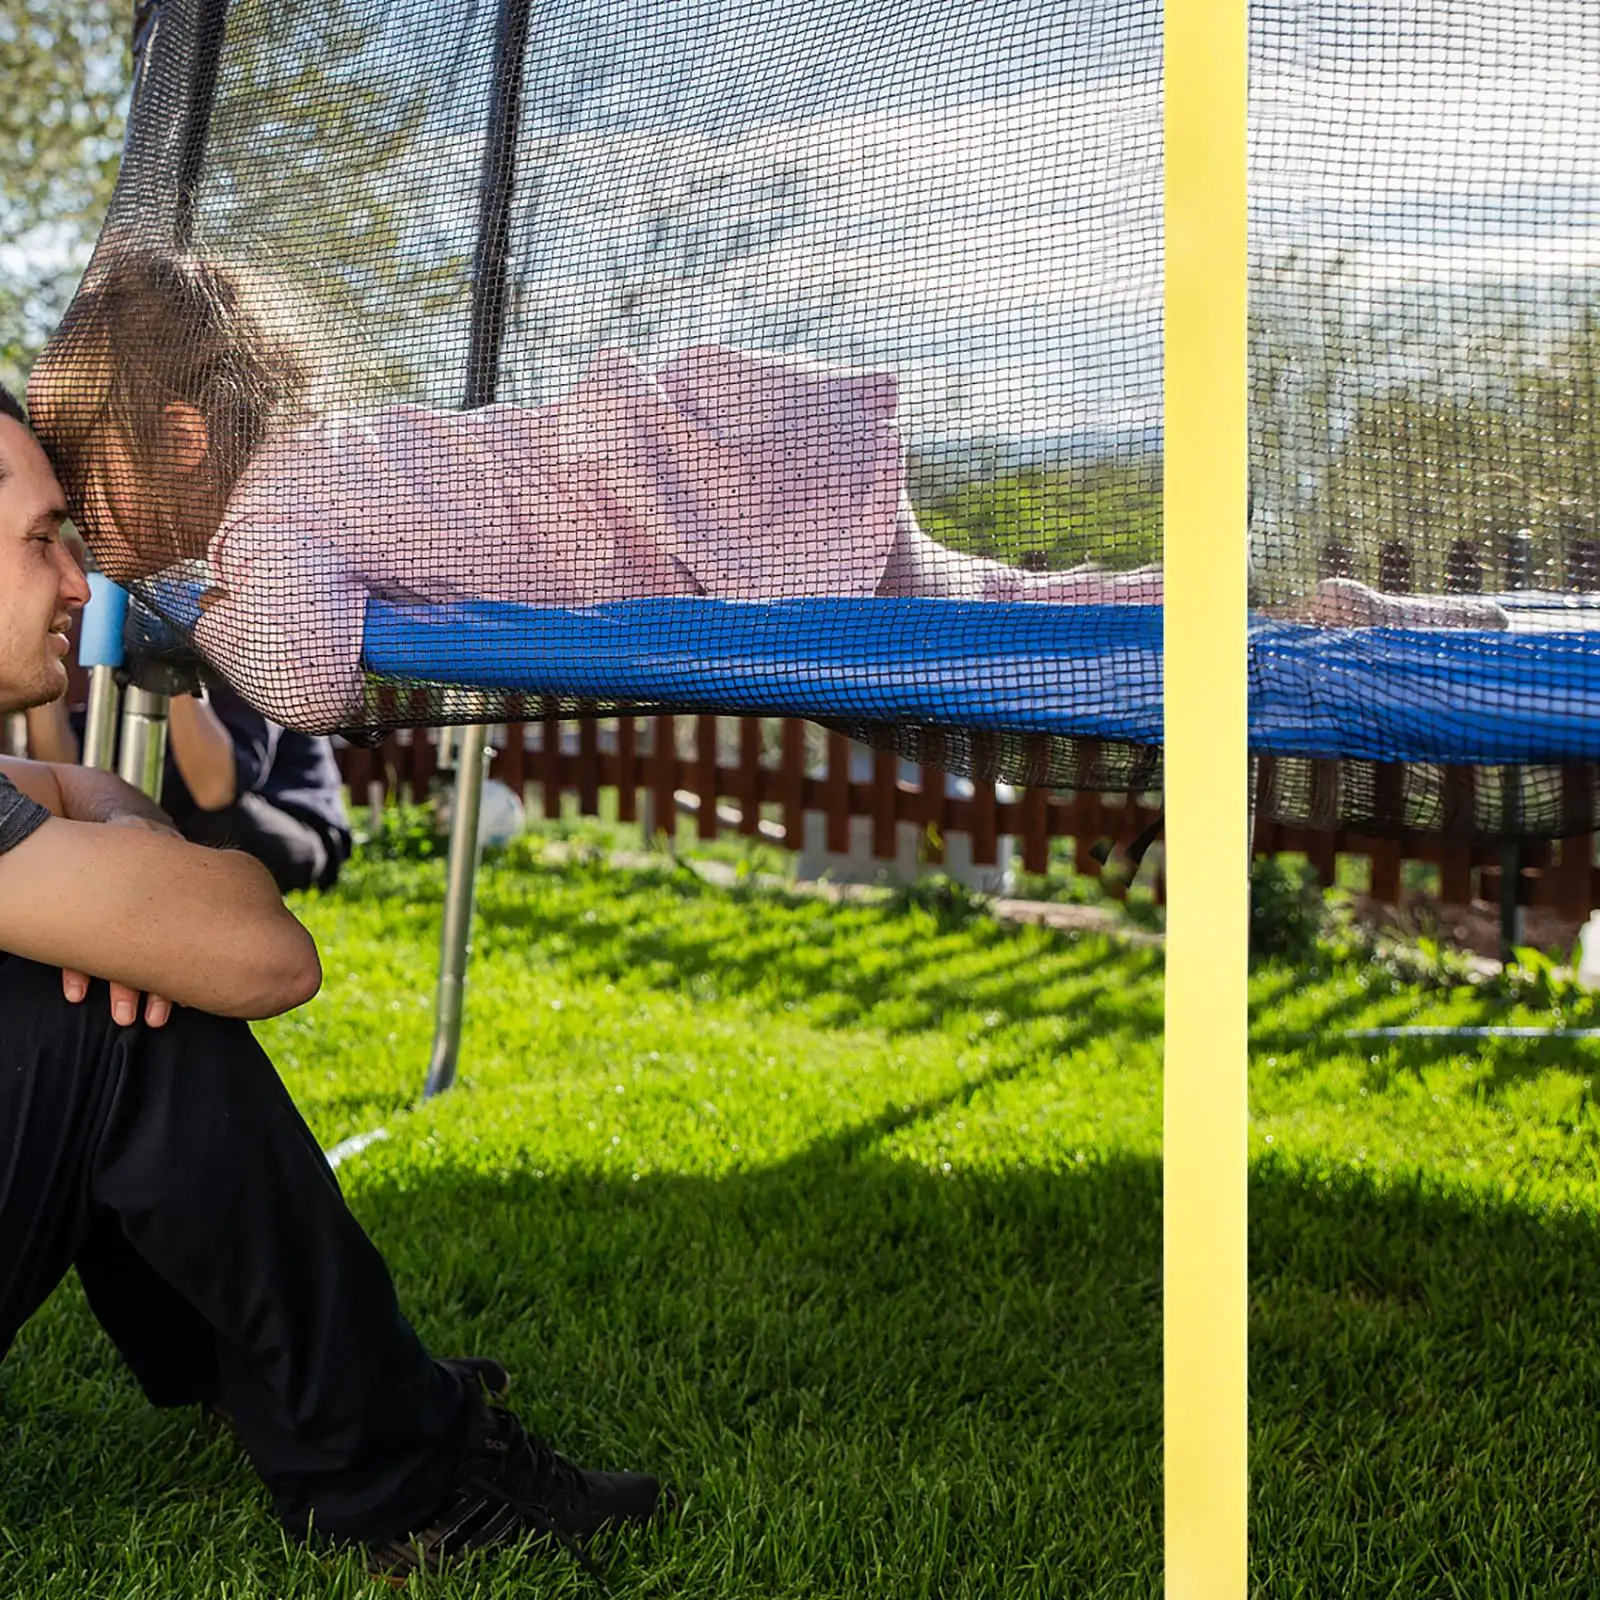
[360,598,1600,765]
[143,580,1600,764]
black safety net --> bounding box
[26,0,1600,836]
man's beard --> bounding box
[0,669,67,719]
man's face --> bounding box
[0,415,90,714]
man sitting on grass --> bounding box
[0,383,669,1579]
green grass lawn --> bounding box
[4,849,1600,1596]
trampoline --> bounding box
[29,0,1600,1588]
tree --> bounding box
[1246,244,1590,598]
[0,0,129,391]
[0,0,452,402]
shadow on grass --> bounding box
[346,1122,1600,1596]
[1262,1026,1600,1100]
[315,855,1165,1050]
[1249,968,1600,1095]
[9,1120,1600,1595]
[461,860,1163,1040]
[1351,1036,1600,1099]
[1249,1156,1600,1595]
[370,1130,1600,1598]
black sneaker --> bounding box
[440,1355,512,1403]
[365,1386,669,1582]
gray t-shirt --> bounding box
[0,772,51,855]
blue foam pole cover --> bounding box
[78,573,130,669]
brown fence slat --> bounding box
[1560,766,1595,919]
[576,719,601,817]
[825,731,851,855]
[1439,845,1474,905]
[411,727,437,803]
[920,730,948,865]
[541,716,563,822]
[695,717,720,839]
[781,720,805,850]
[737,719,762,836]
[1368,839,1403,903]
[1304,830,1337,888]
[1440,765,1477,837]
[871,747,898,861]
[339,740,372,801]
[1072,792,1103,877]
[651,716,676,843]
[616,718,638,822]
[970,776,999,867]
[502,721,527,799]
[1020,788,1050,875]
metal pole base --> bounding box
[83,664,123,771]
[117,685,171,801]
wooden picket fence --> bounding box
[1255,815,1597,920]
[335,716,1160,881]
[335,717,1600,915]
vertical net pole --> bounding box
[427,727,492,1097]
[82,669,122,770]
[172,0,229,245]
[1164,0,1248,1593]
[107,1,230,792]
[424,0,535,1100]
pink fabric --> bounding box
[194,345,904,730]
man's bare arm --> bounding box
[167,692,240,809]
[0,759,321,1018]
[0,754,171,829]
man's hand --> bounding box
[61,813,181,1027]
[61,968,172,1027]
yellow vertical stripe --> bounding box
[1163,0,1249,1594]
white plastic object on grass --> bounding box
[441,776,526,849]
[1576,911,1600,992]
[477,778,526,848]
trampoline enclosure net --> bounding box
[26,0,1600,837]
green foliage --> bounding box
[0,0,128,389]
[913,457,1162,570]
[884,870,991,929]
[0,1,460,402]
[351,798,445,862]
[1251,252,1600,594]
[1487,944,1600,1024]
[1249,853,1326,964]
[194,0,461,402]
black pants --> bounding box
[0,954,466,1543]
[179,795,347,895]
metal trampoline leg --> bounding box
[117,686,171,801]
[424,724,491,1099]
[83,665,123,771]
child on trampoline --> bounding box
[28,250,1507,732]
